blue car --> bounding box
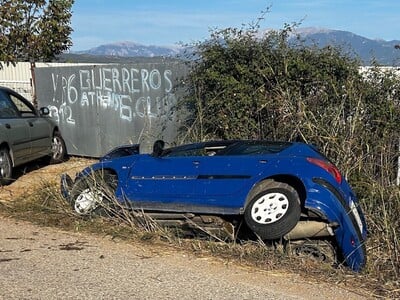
[61,140,367,271]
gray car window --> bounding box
[0,93,19,118]
[9,94,36,117]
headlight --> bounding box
[349,200,363,234]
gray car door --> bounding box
[0,91,31,165]
[8,93,52,158]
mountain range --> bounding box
[64,28,400,66]
[76,41,181,58]
[292,28,400,66]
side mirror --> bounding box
[39,107,50,116]
[152,140,165,157]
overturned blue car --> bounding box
[61,140,367,271]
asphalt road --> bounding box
[0,216,369,300]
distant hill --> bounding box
[291,28,400,66]
[58,52,181,64]
[63,28,400,66]
[75,41,182,58]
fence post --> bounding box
[30,62,37,108]
[397,138,400,186]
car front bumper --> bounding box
[60,173,74,202]
[310,177,367,271]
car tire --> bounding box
[244,181,301,240]
[286,239,337,264]
[50,131,67,164]
[70,171,117,216]
[0,147,12,185]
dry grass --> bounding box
[0,180,399,298]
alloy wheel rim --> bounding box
[52,137,63,158]
[0,151,10,178]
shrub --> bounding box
[181,20,400,285]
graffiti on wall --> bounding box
[35,62,187,156]
[49,66,175,125]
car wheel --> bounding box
[70,171,117,216]
[244,181,301,240]
[0,147,12,185]
[50,131,67,164]
[286,239,336,264]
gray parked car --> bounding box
[0,86,66,185]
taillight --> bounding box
[306,157,342,184]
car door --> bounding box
[8,92,52,159]
[124,154,269,212]
[125,155,203,204]
[0,90,31,165]
[193,155,268,206]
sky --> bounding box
[71,0,400,51]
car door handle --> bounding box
[193,161,200,165]
[28,122,34,127]
[5,123,11,129]
[259,160,268,164]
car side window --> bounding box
[9,94,36,117]
[0,93,19,118]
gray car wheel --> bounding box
[50,131,67,164]
[0,147,12,185]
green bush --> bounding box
[181,22,400,284]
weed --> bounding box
[1,180,399,298]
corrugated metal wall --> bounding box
[0,62,96,101]
[1,61,188,157]
[0,62,33,100]
[34,62,187,156]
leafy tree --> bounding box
[0,0,74,67]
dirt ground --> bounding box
[0,158,372,299]
[0,157,94,202]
